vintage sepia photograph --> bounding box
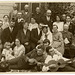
[0,1,75,73]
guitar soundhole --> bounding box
[58,63,61,65]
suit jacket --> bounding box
[41,16,53,32]
[1,27,17,44]
[26,49,46,63]
[62,31,74,45]
[31,28,42,44]
[32,12,42,24]
[0,28,3,39]
[16,29,31,45]
[15,18,23,31]
[68,22,75,35]
[22,10,31,22]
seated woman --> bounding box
[53,15,64,32]
[40,25,52,45]
[28,17,38,31]
[13,38,25,58]
[51,25,64,55]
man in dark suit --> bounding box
[0,20,3,40]
[15,12,24,32]
[32,7,42,24]
[17,22,31,54]
[30,23,42,50]
[62,25,75,58]
[41,10,53,32]
[22,4,31,23]
[1,19,17,46]
[65,15,75,35]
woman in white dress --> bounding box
[13,38,25,58]
[53,15,64,32]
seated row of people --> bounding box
[0,18,75,58]
[0,41,75,72]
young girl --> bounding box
[13,38,25,58]
[1,42,15,61]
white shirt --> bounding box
[37,28,41,35]
[53,22,64,31]
[9,27,13,32]
[46,16,50,21]
[23,29,27,35]
[14,45,25,58]
[2,48,15,60]
[40,27,52,45]
[42,49,69,72]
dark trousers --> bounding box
[7,55,39,70]
[58,64,75,72]
[24,44,31,54]
[64,44,75,58]
[30,42,36,51]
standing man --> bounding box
[15,12,24,32]
[41,10,53,32]
[9,4,18,21]
[32,7,42,24]
[22,4,31,22]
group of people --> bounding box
[0,4,75,72]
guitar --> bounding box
[45,58,75,72]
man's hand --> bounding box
[37,62,42,66]
[28,58,35,64]
[38,40,43,44]
[25,42,29,45]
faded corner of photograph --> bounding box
[0,1,75,73]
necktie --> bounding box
[45,34,47,39]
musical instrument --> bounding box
[45,58,75,72]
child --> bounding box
[1,42,15,61]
